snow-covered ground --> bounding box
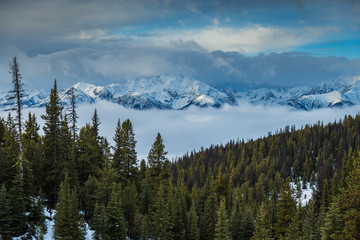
[290,181,315,206]
[12,208,94,240]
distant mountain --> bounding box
[286,76,360,110]
[0,74,359,111]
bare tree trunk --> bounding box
[7,57,24,179]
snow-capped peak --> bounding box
[1,74,360,111]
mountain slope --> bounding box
[0,74,359,111]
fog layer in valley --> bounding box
[2,101,360,160]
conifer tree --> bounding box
[77,123,101,184]
[171,179,186,240]
[92,109,100,138]
[54,173,83,240]
[27,191,47,239]
[321,197,344,240]
[91,201,106,240]
[252,202,272,240]
[214,198,230,240]
[104,184,126,240]
[112,119,138,183]
[148,132,168,178]
[139,168,152,216]
[152,182,173,240]
[68,87,78,140]
[23,113,43,192]
[8,174,26,237]
[274,178,296,239]
[0,115,18,188]
[41,79,63,205]
[188,201,200,240]
[317,179,330,238]
[59,116,77,185]
[97,139,119,206]
[6,56,25,179]
[340,158,360,239]
[302,199,317,240]
[203,177,217,240]
[0,184,12,239]
[286,202,303,240]
[239,206,255,240]
[141,214,149,240]
[229,190,242,240]
[122,182,138,239]
[82,175,98,220]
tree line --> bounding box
[0,57,359,239]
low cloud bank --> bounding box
[2,102,360,160]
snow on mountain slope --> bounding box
[95,75,236,109]
[287,76,360,110]
[236,86,309,105]
[0,75,237,110]
[1,74,360,111]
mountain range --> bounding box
[1,74,360,111]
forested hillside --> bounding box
[0,79,360,239]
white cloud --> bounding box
[212,18,220,26]
[2,102,360,160]
[139,25,336,54]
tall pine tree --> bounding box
[54,173,83,240]
[148,132,168,179]
[41,79,64,205]
[5,56,25,179]
[214,198,230,240]
[112,119,138,183]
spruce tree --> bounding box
[0,115,18,189]
[41,79,63,205]
[252,202,272,240]
[112,119,138,183]
[340,158,360,239]
[214,198,230,240]
[188,201,200,240]
[92,109,103,170]
[0,184,12,239]
[23,113,43,193]
[122,182,138,239]
[91,109,100,138]
[152,182,173,240]
[148,133,168,174]
[321,197,344,240]
[54,173,83,240]
[97,138,119,206]
[68,87,78,140]
[8,174,26,237]
[302,199,317,240]
[91,201,106,240]
[203,177,217,240]
[239,206,255,240]
[172,180,187,240]
[59,116,77,186]
[104,184,126,240]
[27,191,47,239]
[274,178,296,239]
[77,123,101,184]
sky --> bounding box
[0,0,359,91]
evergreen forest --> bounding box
[1,58,360,239]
